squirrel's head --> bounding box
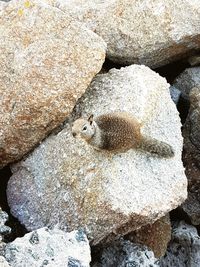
[72,114,96,141]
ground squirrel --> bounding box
[72,112,174,158]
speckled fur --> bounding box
[72,112,174,158]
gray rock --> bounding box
[174,67,200,100]
[46,0,200,68]
[181,87,200,225]
[4,228,91,267]
[0,209,11,265]
[160,221,200,267]
[92,238,159,267]
[0,209,11,237]
[7,65,187,245]
[170,86,181,105]
[0,0,106,168]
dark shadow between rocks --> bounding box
[170,207,192,225]
[0,166,28,242]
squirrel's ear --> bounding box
[88,114,94,125]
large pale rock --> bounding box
[46,0,200,67]
[126,215,171,258]
[7,65,187,245]
[160,221,200,267]
[4,228,91,267]
[174,67,200,100]
[181,87,200,225]
[0,0,106,168]
[92,239,159,267]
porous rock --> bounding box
[0,0,106,168]
[160,221,200,267]
[174,67,200,100]
[46,0,200,67]
[92,238,159,267]
[126,215,171,258]
[7,65,187,245]
[4,228,91,267]
[181,87,200,225]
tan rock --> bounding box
[7,65,187,245]
[46,0,200,68]
[0,0,106,168]
[126,215,171,258]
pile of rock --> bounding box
[0,0,200,266]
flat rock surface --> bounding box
[0,0,106,168]
[7,65,187,245]
[47,0,200,67]
[4,228,91,267]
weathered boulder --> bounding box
[92,238,159,267]
[181,87,200,225]
[126,215,171,258]
[160,221,200,267]
[0,0,106,168]
[7,65,187,245]
[174,67,200,100]
[46,0,200,68]
[4,228,91,267]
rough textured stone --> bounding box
[7,65,187,245]
[160,221,200,267]
[0,209,11,264]
[0,209,11,238]
[181,87,200,225]
[174,67,200,100]
[0,0,106,168]
[4,228,91,267]
[126,215,171,258]
[46,0,200,68]
[92,238,159,267]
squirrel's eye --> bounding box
[82,126,87,131]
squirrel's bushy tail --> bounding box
[138,137,174,158]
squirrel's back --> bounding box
[94,112,142,151]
